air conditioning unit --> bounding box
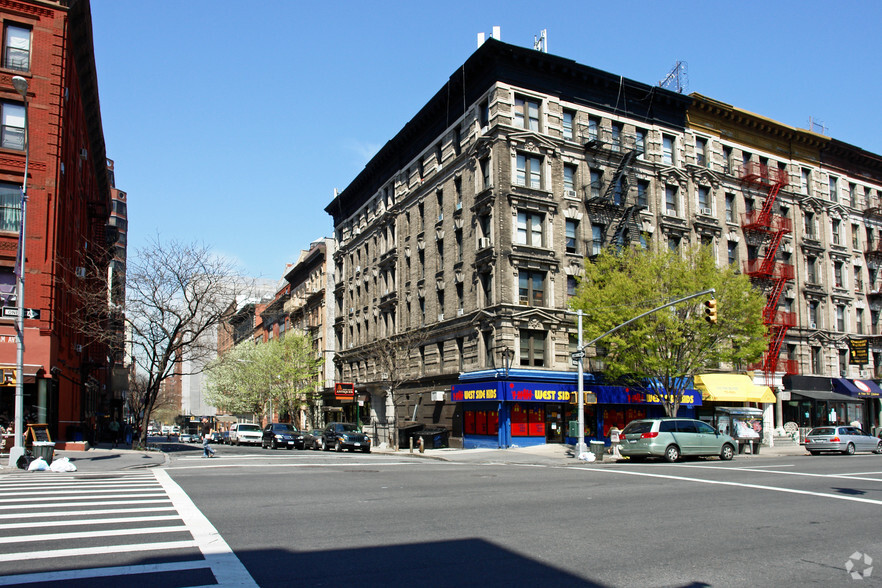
[437,213,444,221]
[455,202,463,211]
[75,344,82,353]
[810,322,817,329]
[75,267,86,278]
[478,237,490,249]
[431,391,445,402]
[564,189,577,198]
[700,207,713,216]
[437,313,444,322]
[457,308,464,316]
[80,148,88,161]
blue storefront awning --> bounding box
[832,378,882,399]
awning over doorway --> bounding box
[695,374,776,403]
[832,378,882,399]
[791,389,863,403]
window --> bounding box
[829,176,838,202]
[454,177,462,210]
[436,189,444,221]
[836,305,846,331]
[516,154,542,189]
[857,308,865,335]
[516,211,544,247]
[834,261,843,288]
[849,183,857,207]
[637,180,649,208]
[482,330,494,367]
[418,202,424,231]
[809,300,819,327]
[418,249,425,279]
[668,235,680,252]
[456,283,464,313]
[832,219,841,245]
[0,182,20,232]
[613,177,624,205]
[804,211,815,238]
[480,271,492,306]
[698,186,710,211]
[839,349,848,377]
[727,241,737,265]
[590,170,602,199]
[514,96,540,132]
[801,168,811,195]
[806,257,817,283]
[437,341,445,371]
[3,24,30,72]
[665,185,678,215]
[722,146,733,174]
[662,134,675,165]
[453,127,462,156]
[611,123,622,152]
[565,219,579,254]
[562,109,575,140]
[519,271,545,306]
[852,223,861,249]
[479,98,490,128]
[563,164,576,196]
[480,157,491,191]
[519,330,546,367]
[855,265,863,292]
[591,225,603,255]
[567,275,577,298]
[635,128,646,158]
[479,214,491,242]
[695,137,708,167]
[811,346,823,374]
[437,239,444,268]
[457,337,464,371]
[588,116,600,142]
[1,102,25,150]
[725,193,735,222]
[455,229,463,262]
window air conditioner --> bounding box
[564,189,577,198]
[700,207,713,216]
[437,313,444,322]
[456,202,463,211]
[75,344,82,353]
[478,237,490,249]
[457,308,464,316]
[431,391,445,402]
[75,267,86,278]
[810,322,817,329]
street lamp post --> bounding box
[7,75,28,467]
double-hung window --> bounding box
[1,102,25,150]
[518,270,545,306]
[563,165,576,196]
[0,182,21,232]
[516,154,542,189]
[514,96,540,132]
[519,330,546,367]
[829,176,839,202]
[695,137,708,167]
[3,24,30,72]
[662,134,675,165]
[516,211,544,247]
[665,185,678,215]
[565,219,578,254]
[562,109,575,140]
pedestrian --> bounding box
[108,420,120,448]
[201,417,216,458]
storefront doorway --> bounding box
[545,404,566,443]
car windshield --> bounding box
[339,424,359,432]
[808,427,835,436]
[622,421,652,435]
[274,424,295,432]
[238,424,260,432]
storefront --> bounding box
[693,374,775,445]
[831,378,882,431]
[782,375,874,431]
[453,369,701,449]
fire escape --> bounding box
[864,195,882,342]
[584,128,644,252]
[740,162,797,379]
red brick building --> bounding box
[0,0,112,445]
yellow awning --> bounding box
[695,374,776,403]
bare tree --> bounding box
[70,237,243,448]
[345,327,431,448]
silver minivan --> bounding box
[620,418,737,462]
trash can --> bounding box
[31,441,54,465]
[590,440,605,462]
[398,423,424,448]
[751,441,761,455]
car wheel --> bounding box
[808,451,820,456]
[664,445,680,463]
[875,442,882,454]
[262,440,267,449]
[720,444,735,461]
[844,443,856,455]
[335,440,343,452]
[323,440,330,451]
[287,445,294,450]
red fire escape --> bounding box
[740,162,798,379]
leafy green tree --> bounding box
[570,243,767,416]
[269,333,324,427]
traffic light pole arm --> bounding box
[580,288,716,352]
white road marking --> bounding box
[0,491,166,503]
[0,498,171,511]
[0,514,180,531]
[153,468,257,586]
[576,466,882,505]
[669,463,882,483]
[0,560,211,586]
[0,524,189,544]
[166,460,422,470]
[0,506,175,520]
[0,540,197,563]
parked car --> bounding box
[805,426,882,455]
[262,423,306,450]
[208,432,222,444]
[179,433,194,443]
[229,422,263,446]
[619,418,736,462]
[219,431,229,445]
[323,422,371,453]
[304,429,324,450]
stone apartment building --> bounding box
[326,38,882,448]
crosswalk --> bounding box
[0,469,256,586]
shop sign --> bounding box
[334,382,355,399]
[505,382,576,403]
[452,382,501,402]
[849,338,869,365]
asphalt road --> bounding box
[161,445,882,587]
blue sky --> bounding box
[90,0,882,281]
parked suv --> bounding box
[620,418,736,462]
[229,422,262,446]
[323,422,371,453]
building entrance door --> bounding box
[545,404,565,443]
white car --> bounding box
[229,422,262,445]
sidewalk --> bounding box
[0,443,168,474]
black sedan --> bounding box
[262,423,306,450]
[322,422,371,453]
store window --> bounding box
[511,403,544,437]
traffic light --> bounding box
[1,368,14,386]
[704,299,718,324]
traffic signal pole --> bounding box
[570,287,715,460]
